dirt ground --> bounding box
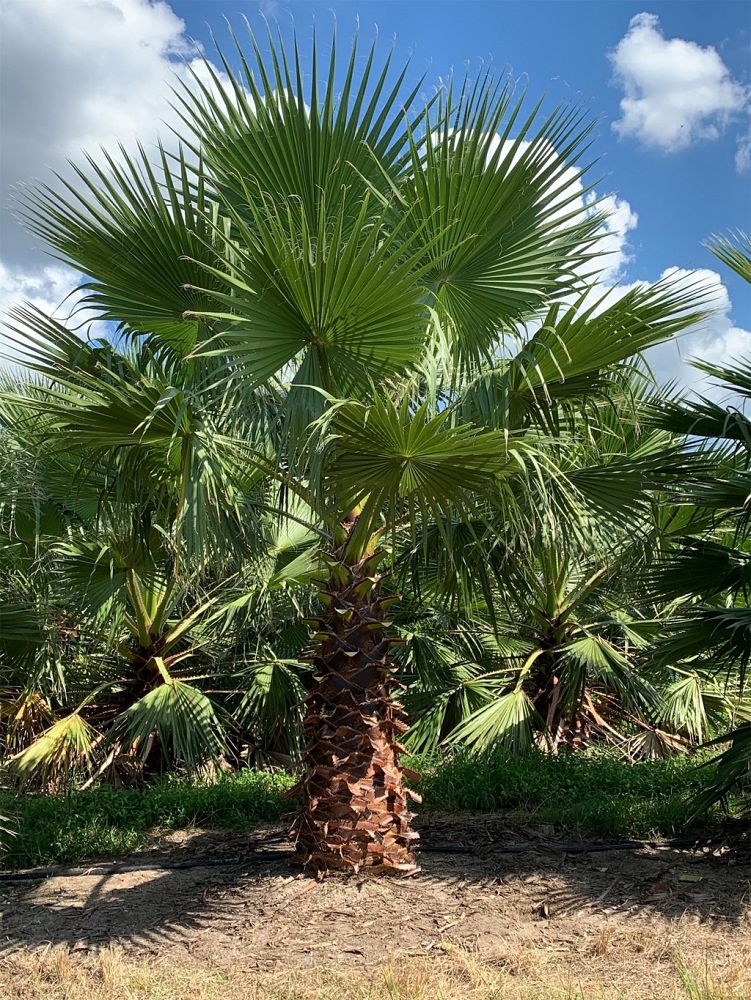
[1,813,750,999]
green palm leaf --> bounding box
[402,86,603,366]
[173,25,424,231]
[447,687,539,753]
[313,394,536,549]
[19,145,224,356]
[112,659,225,771]
[706,230,751,284]
[189,191,432,390]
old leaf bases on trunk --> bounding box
[289,517,421,874]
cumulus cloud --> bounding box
[588,193,639,283]
[0,263,77,323]
[0,261,114,369]
[0,0,216,266]
[619,267,751,396]
[609,12,748,157]
[735,127,751,173]
[0,0,232,360]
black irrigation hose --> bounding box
[0,854,268,882]
[0,836,725,883]
[425,835,728,856]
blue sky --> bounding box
[1,0,750,387]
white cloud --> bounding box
[609,12,748,156]
[0,0,215,262]
[624,267,751,396]
[0,263,78,323]
[735,126,751,173]
[0,0,236,360]
[589,192,639,283]
[0,261,113,368]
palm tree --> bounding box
[646,232,751,815]
[395,377,715,758]
[3,28,707,873]
[0,336,317,785]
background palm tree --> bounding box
[646,231,751,816]
[0,333,317,785]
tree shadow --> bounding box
[1,814,747,963]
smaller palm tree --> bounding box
[646,231,751,815]
[0,335,318,786]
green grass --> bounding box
[0,769,293,869]
[414,747,726,836]
[0,749,731,870]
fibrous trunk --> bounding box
[530,655,590,753]
[289,532,420,874]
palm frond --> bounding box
[19,144,223,356]
[8,712,96,787]
[706,230,751,284]
[447,687,539,753]
[112,659,225,771]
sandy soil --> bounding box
[1,814,749,998]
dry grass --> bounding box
[1,945,749,1000]
[3,819,749,1000]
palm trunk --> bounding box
[289,526,420,874]
[120,637,167,777]
[529,653,589,753]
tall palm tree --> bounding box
[3,28,707,872]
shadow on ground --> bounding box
[1,813,747,966]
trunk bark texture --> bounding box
[529,650,590,753]
[289,531,420,874]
